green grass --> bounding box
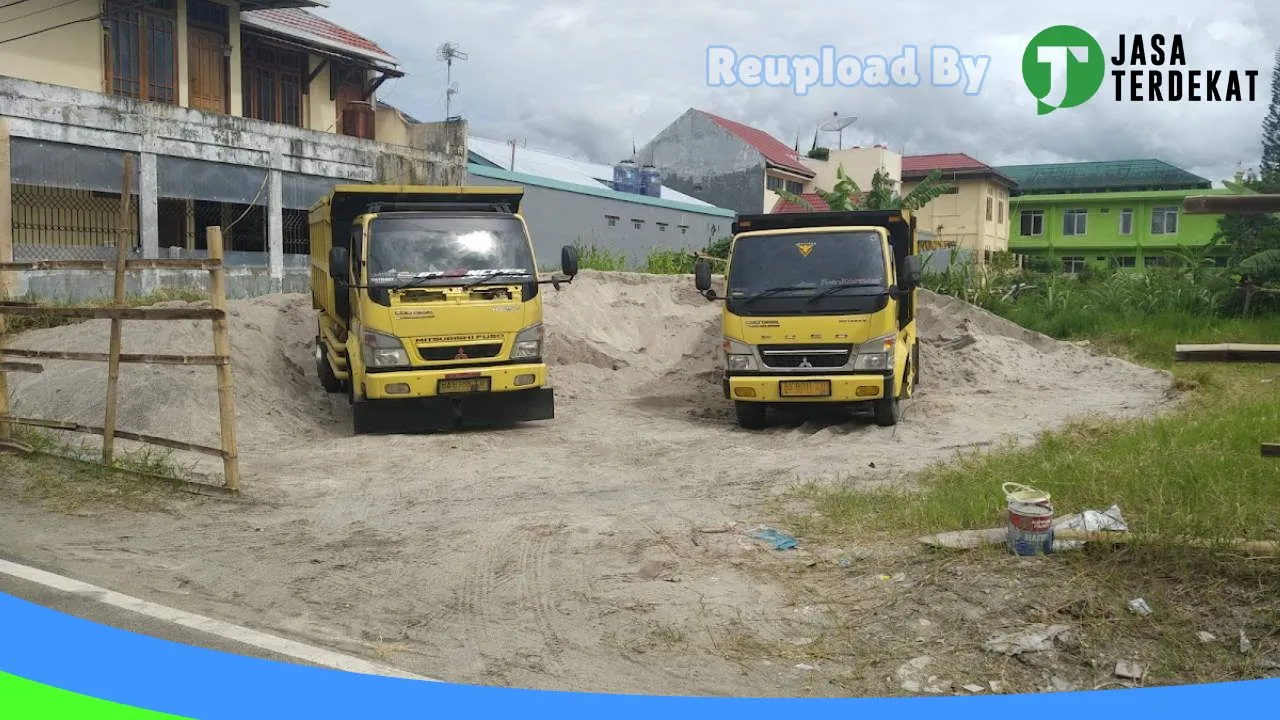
[1,428,197,514]
[796,363,1279,542]
[573,243,629,272]
[794,258,1280,545]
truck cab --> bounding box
[310,185,578,434]
[693,210,923,429]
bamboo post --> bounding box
[0,118,12,441]
[102,154,134,465]
[206,226,240,491]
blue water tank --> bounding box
[613,160,640,194]
[639,164,662,198]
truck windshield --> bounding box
[365,214,536,286]
[727,230,887,303]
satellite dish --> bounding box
[819,113,858,132]
[818,113,858,149]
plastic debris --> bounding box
[1197,631,1218,644]
[1052,505,1128,552]
[982,624,1073,656]
[1128,598,1153,616]
[1239,630,1253,654]
[748,527,798,551]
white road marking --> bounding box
[0,558,437,682]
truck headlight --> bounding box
[853,334,896,371]
[361,329,410,369]
[723,338,757,371]
[511,323,544,360]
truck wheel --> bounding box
[315,342,343,394]
[873,395,901,427]
[734,401,767,430]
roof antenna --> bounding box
[436,42,468,120]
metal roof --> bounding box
[467,165,736,218]
[240,8,398,67]
[996,159,1212,195]
[466,135,719,208]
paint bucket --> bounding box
[1003,483,1054,556]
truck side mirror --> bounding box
[694,258,712,292]
[328,247,349,281]
[901,254,923,290]
[561,245,579,278]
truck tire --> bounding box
[734,401,767,430]
[315,342,343,394]
[873,395,901,427]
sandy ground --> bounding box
[0,270,1183,696]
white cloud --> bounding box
[317,0,1278,183]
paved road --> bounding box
[0,555,430,680]
[0,569,321,668]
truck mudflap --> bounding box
[351,387,555,434]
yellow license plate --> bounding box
[779,380,831,397]
[438,377,491,394]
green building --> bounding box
[995,159,1234,271]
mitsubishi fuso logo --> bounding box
[799,357,813,368]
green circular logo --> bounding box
[1022,25,1106,115]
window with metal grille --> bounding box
[1020,209,1044,236]
[1061,256,1085,274]
[242,38,305,126]
[1151,207,1179,235]
[104,0,178,104]
[1119,208,1134,235]
[784,180,804,195]
[1062,209,1088,236]
[766,176,784,191]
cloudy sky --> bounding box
[318,0,1280,185]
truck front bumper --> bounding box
[362,363,548,400]
[353,363,554,433]
[723,373,891,403]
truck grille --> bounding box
[759,344,852,369]
[418,343,503,362]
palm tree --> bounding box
[774,164,956,212]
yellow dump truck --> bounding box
[693,209,923,429]
[309,185,578,434]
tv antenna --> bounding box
[819,111,858,150]
[437,42,468,119]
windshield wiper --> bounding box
[739,286,813,305]
[806,282,884,304]
[461,270,534,289]
[380,272,446,291]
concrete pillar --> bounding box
[267,150,284,293]
[184,199,196,250]
[139,151,160,259]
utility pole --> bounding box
[437,42,469,119]
[508,138,516,171]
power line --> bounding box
[2,0,79,24]
[0,1,34,11]
[0,12,99,45]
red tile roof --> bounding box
[901,153,991,175]
[771,192,835,213]
[698,110,815,177]
[241,8,398,66]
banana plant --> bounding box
[774,164,955,212]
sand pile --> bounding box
[3,293,343,453]
[541,270,722,399]
[3,275,1169,457]
[915,289,1167,394]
